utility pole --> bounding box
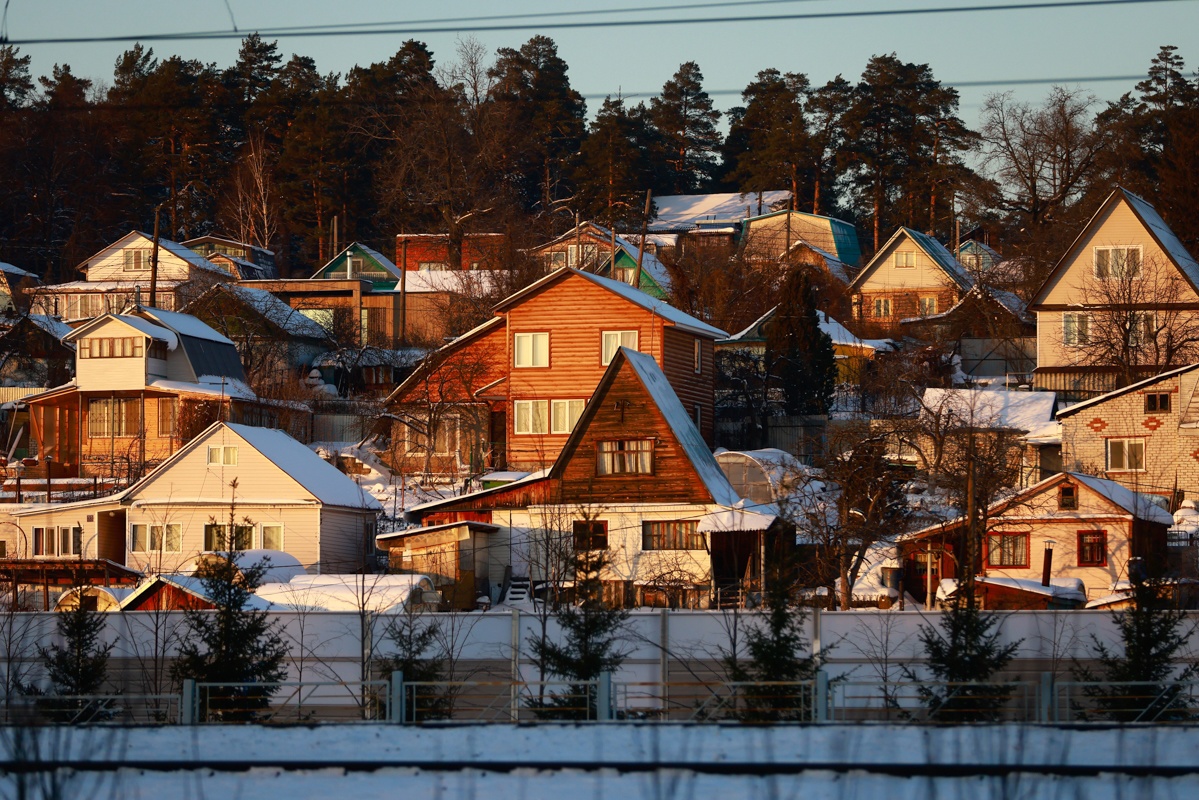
[633,190,652,290]
[399,239,408,345]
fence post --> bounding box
[1039,672,1055,724]
[390,671,405,724]
[815,670,829,723]
[596,672,612,722]
[511,608,520,722]
[180,679,196,725]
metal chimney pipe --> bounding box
[1041,539,1055,587]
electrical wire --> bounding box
[2,0,1190,46]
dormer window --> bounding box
[1059,484,1078,510]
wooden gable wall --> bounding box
[555,358,717,505]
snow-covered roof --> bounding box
[120,573,275,611]
[651,191,791,229]
[1122,190,1199,286]
[498,268,726,338]
[390,270,504,294]
[224,422,383,510]
[138,306,235,346]
[220,285,329,339]
[1055,363,1199,420]
[376,520,499,542]
[64,313,179,349]
[921,387,1056,433]
[698,502,777,532]
[620,349,740,506]
[405,468,550,517]
[901,284,1031,325]
[0,261,36,279]
[1071,473,1174,526]
[578,222,673,292]
[316,242,401,280]
[182,234,275,256]
[254,574,434,613]
[26,314,74,341]
[148,376,256,400]
[1022,420,1062,446]
[939,576,1086,603]
[725,307,872,351]
[32,280,186,292]
[819,312,872,349]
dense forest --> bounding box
[0,36,1196,290]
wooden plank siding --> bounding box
[388,270,717,477]
[556,360,718,506]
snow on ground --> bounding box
[9,724,1199,799]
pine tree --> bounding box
[649,61,722,194]
[526,546,629,719]
[573,96,658,228]
[723,574,821,722]
[1075,571,1197,722]
[173,481,288,721]
[39,576,114,698]
[723,69,816,205]
[765,269,837,416]
[911,597,1021,722]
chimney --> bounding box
[1041,540,1055,587]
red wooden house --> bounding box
[384,267,726,478]
[391,347,783,608]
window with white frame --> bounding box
[551,399,585,434]
[122,249,147,272]
[1107,438,1145,471]
[873,297,892,318]
[514,332,549,368]
[132,523,182,553]
[894,251,916,268]
[601,330,638,365]
[1063,312,1090,346]
[918,297,937,316]
[1129,311,1154,348]
[514,400,549,435]
[262,525,284,551]
[206,445,238,466]
[1094,246,1142,279]
[31,526,82,557]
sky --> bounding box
[3,0,1197,128]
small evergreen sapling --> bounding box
[910,596,1021,722]
[173,482,288,721]
[1075,572,1197,722]
[526,546,629,719]
[722,573,822,722]
[37,570,115,721]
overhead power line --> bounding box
[2,0,1190,46]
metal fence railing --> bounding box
[4,675,1199,726]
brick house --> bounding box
[847,227,973,336]
[1057,363,1199,504]
[395,233,509,271]
[384,267,726,478]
